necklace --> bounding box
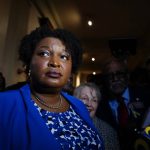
[32,91,62,109]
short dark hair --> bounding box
[19,26,83,73]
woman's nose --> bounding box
[86,99,92,106]
[48,56,60,68]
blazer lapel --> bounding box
[20,84,61,150]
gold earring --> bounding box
[28,69,31,77]
[23,65,27,70]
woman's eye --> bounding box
[92,99,98,103]
[38,51,50,57]
[81,97,88,101]
[61,54,70,60]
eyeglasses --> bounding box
[105,71,128,79]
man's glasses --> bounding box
[105,71,128,80]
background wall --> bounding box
[0,0,41,86]
[1,0,150,86]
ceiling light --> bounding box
[91,57,95,61]
[88,20,93,26]
[93,72,96,75]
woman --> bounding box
[74,82,120,150]
[0,26,103,150]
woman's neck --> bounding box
[30,81,61,95]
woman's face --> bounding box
[30,37,72,90]
[79,86,99,118]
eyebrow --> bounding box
[38,45,68,52]
[81,94,88,97]
[38,46,49,49]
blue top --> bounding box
[34,102,101,149]
[0,84,104,150]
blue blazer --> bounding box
[0,84,103,150]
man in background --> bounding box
[97,58,149,150]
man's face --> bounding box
[104,61,128,95]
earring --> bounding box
[23,65,27,70]
[28,69,31,77]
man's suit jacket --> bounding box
[97,85,150,130]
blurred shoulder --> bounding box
[93,117,117,134]
[0,89,21,106]
[0,89,20,97]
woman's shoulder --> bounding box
[0,89,21,107]
[0,82,29,99]
[5,81,27,91]
[93,117,117,133]
[93,117,120,149]
[0,89,20,97]
[0,83,28,108]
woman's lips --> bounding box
[46,71,62,78]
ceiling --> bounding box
[32,0,150,74]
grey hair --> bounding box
[73,82,101,102]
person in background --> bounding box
[62,74,74,95]
[74,82,120,150]
[5,81,27,90]
[0,72,5,91]
[0,26,104,150]
[97,57,150,150]
[5,66,28,90]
